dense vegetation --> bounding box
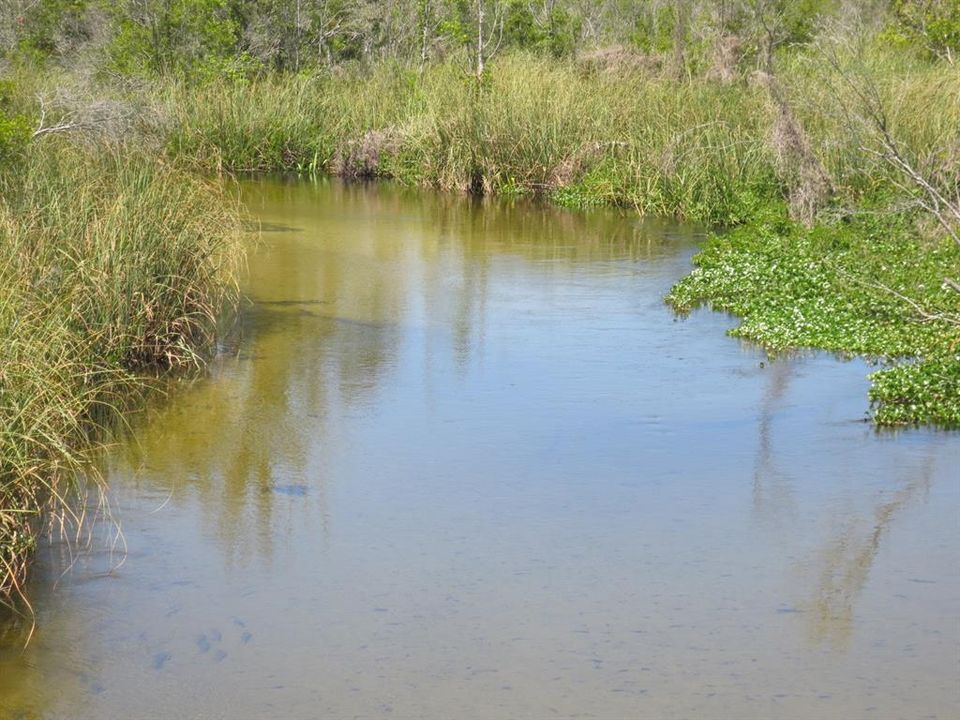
[1,0,958,600]
[0,99,244,603]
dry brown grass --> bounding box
[331,127,403,179]
[754,70,833,225]
[576,46,662,77]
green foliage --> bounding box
[541,5,580,58]
[890,0,960,61]
[772,0,837,47]
[0,81,31,164]
[630,4,677,54]
[501,1,580,57]
[105,0,242,79]
[0,111,30,163]
[2,0,898,77]
[668,211,960,425]
[502,1,540,48]
[9,0,94,60]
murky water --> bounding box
[1,179,958,720]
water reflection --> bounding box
[806,447,939,649]
[1,179,957,720]
[752,358,798,525]
[113,180,692,566]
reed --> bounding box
[156,49,960,224]
[0,139,244,600]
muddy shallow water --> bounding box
[1,179,958,719]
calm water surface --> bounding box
[1,179,958,719]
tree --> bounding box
[746,0,834,71]
[107,0,241,77]
[891,0,960,64]
[441,0,505,80]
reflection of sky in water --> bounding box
[1,179,958,720]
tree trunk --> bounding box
[476,1,485,80]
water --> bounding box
[1,179,958,720]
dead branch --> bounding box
[31,92,135,142]
[836,267,960,326]
[32,96,83,138]
[819,49,960,249]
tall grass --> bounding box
[157,50,960,225]
[158,56,776,223]
[0,140,244,601]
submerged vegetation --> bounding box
[1,0,959,598]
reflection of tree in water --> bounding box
[109,180,701,570]
[748,354,940,650]
[752,358,797,525]
[806,450,935,649]
[111,199,408,566]
[418,187,697,369]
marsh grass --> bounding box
[156,50,959,222]
[0,140,244,601]
[158,56,778,224]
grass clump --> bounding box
[157,55,779,225]
[0,139,244,601]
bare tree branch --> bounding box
[818,46,960,249]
